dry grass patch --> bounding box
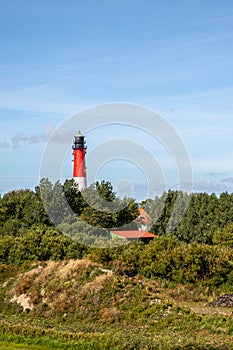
[55,259,97,281]
[7,259,112,315]
[80,273,113,295]
[100,307,120,322]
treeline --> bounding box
[142,190,233,245]
[90,236,233,287]
[0,178,138,264]
[1,181,233,288]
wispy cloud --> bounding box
[0,124,80,149]
[11,133,46,148]
[206,172,217,178]
[221,177,233,184]
[117,178,233,200]
[205,172,228,179]
[0,133,45,149]
[178,179,233,194]
[0,126,48,149]
[192,180,230,193]
[43,125,75,144]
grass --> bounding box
[0,341,53,350]
[1,260,233,349]
[0,339,112,350]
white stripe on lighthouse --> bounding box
[73,177,86,191]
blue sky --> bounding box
[1,0,233,199]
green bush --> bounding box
[138,236,233,286]
[213,223,233,248]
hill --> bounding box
[2,183,233,348]
[1,259,233,350]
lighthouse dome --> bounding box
[73,131,86,149]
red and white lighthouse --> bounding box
[72,131,87,190]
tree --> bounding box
[213,223,233,248]
[79,181,138,229]
[63,179,86,215]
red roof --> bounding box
[111,230,156,239]
[137,208,151,221]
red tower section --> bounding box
[72,131,87,190]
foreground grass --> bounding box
[1,260,233,349]
[0,341,110,350]
[0,334,113,350]
[1,314,233,350]
[0,341,57,350]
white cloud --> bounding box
[221,177,233,184]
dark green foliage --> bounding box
[63,178,86,215]
[87,235,233,287]
[138,236,233,286]
[2,184,233,349]
[110,240,145,276]
[80,181,138,229]
[174,193,218,244]
[213,223,233,248]
[2,181,233,286]
[0,179,138,263]
[0,225,86,265]
[144,191,233,245]
[95,180,116,201]
[142,190,180,236]
[0,187,51,236]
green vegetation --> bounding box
[1,181,233,348]
[143,190,233,244]
[0,178,138,263]
[0,340,110,350]
[1,258,233,349]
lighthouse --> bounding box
[72,131,87,190]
